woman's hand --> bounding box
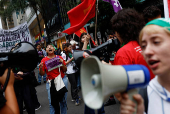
[15,71,23,80]
[71,57,74,61]
[59,58,64,65]
[39,62,43,69]
[101,60,111,65]
[95,40,98,46]
[85,34,90,43]
[120,93,144,114]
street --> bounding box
[24,69,120,114]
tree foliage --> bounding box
[1,0,164,43]
[1,0,64,42]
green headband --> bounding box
[146,18,170,31]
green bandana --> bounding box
[146,18,170,31]
[51,44,57,51]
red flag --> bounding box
[74,27,87,37]
[63,0,96,35]
[75,27,96,46]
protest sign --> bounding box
[45,56,63,71]
[0,22,32,52]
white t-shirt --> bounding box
[61,52,75,74]
[146,76,170,114]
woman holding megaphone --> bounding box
[78,33,105,114]
[120,18,170,114]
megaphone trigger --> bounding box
[127,89,138,114]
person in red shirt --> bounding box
[111,8,155,80]
[108,8,155,103]
[39,44,67,114]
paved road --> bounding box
[24,69,120,114]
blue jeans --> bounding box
[37,64,46,83]
[77,75,81,88]
[38,69,46,83]
[84,105,105,114]
[46,75,68,114]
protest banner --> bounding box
[0,22,32,52]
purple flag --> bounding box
[103,0,122,13]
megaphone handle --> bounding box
[95,109,97,114]
[127,89,138,114]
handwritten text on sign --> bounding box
[0,22,32,52]
[45,57,63,71]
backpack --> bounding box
[139,87,148,113]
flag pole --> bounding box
[95,0,99,45]
[73,33,75,40]
[163,0,169,18]
[86,26,91,49]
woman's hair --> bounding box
[46,44,53,48]
[79,33,95,49]
[65,43,72,48]
[139,25,170,45]
[111,8,145,44]
[143,6,162,23]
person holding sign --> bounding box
[39,44,67,114]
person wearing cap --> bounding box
[120,18,170,114]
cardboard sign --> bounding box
[45,56,62,71]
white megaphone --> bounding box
[81,56,150,110]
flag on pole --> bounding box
[74,27,87,37]
[164,0,170,18]
[103,0,122,13]
[63,0,96,35]
[75,27,96,46]
[35,31,45,44]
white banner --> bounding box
[0,22,32,52]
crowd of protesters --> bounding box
[1,5,169,114]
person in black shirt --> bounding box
[36,44,47,85]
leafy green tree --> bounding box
[0,0,11,27]
[2,0,63,43]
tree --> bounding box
[2,0,64,43]
[0,0,11,28]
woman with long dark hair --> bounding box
[61,43,81,106]
[79,33,95,50]
[78,33,105,114]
